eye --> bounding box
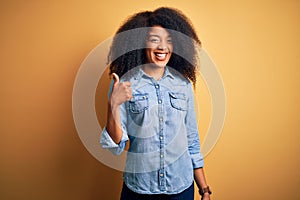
[151,39,159,43]
[148,36,160,44]
[150,38,159,43]
[167,38,172,44]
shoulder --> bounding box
[168,67,191,87]
[119,67,140,83]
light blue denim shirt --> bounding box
[100,66,204,194]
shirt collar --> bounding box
[134,66,175,80]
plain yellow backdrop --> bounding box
[1,0,299,199]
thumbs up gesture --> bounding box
[109,73,133,106]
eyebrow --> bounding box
[148,34,171,38]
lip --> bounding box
[154,52,168,61]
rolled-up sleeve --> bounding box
[185,83,204,168]
[100,125,128,155]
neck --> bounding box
[142,64,165,81]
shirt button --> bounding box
[158,99,162,104]
[160,154,164,158]
[159,118,163,122]
[160,136,163,140]
[155,85,159,89]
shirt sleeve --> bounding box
[100,124,128,155]
[99,80,129,155]
[185,83,204,168]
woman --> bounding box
[100,7,212,200]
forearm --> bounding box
[194,167,211,199]
[105,101,122,144]
[105,73,132,144]
[194,167,208,189]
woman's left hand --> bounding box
[201,193,211,200]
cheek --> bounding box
[145,49,153,61]
[168,45,173,58]
[169,44,173,52]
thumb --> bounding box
[112,73,119,86]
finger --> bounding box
[112,73,119,86]
[126,93,133,101]
[127,89,133,99]
[129,89,133,100]
[125,86,132,96]
[122,81,131,87]
[123,87,133,100]
[120,83,132,92]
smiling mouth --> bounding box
[154,53,168,60]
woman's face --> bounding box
[145,26,173,68]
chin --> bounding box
[151,62,168,68]
[153,58,171,68]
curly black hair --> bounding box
[108,7,201,85]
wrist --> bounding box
[199,186,212,196]
[108,100,120,110]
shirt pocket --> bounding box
[169,92,187,111]
[129,93,149,114]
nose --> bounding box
[157,45,167,50]
[157,40,168,50]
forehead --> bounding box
[148,26,171,37]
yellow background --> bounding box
[1,0,299,199]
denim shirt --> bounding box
[100,66,204,194]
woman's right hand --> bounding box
[109,73,133,107]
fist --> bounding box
[109,73,133,106]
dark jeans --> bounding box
[120,183,194,200]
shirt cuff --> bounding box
[100,127,128,155]
[191,153,204,169]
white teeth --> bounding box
[156,53,166,58]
